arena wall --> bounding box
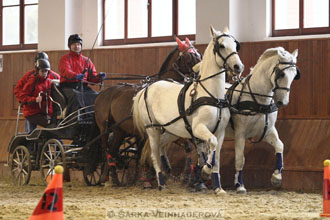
[0,38,329,191]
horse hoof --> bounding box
[202,165,212,175]
[271,173,282,188]
[143,182,153,189]
[236,185,247,194]
[214,187,226,195]
[158,185,166,191]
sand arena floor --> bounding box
[0,175,325,220]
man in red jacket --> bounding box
[14,52,60,132]
[17,59,55,130]
[58,34,106,116]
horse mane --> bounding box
[157,46,179,74]
[257,47,285,63]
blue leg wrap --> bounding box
[211,173,221,190]
[235,171,243,188]
[161,155,170,172]
[158,172,165,186]
[275,153,283,173]
[211,150,216,167]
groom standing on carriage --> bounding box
[58,34,106,116]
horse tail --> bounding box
[132,88,146,135]
[139,138,153,167]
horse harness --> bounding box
[226,61,300,143]
[143,34,241,142]
[144,72,229,143]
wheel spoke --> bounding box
[22,153,27,164]
[12,159,19,166]
[22,168,28,175]
[43,152,52,161]
[15,151,21,163]
[47,144,54,160]
[42,164,51,168]
[21,172,26,184]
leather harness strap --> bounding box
[226,74,278,143]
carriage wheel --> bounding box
[40,139,66,185]
[10,145,32,186]
[83,162,103,186]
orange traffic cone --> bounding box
[29,165,64,220]
[321,160,330,217]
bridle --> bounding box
[271,61,300,92]
[213,34,240,71]
[172,45,202,79]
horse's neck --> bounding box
[198,42,226,99]
[246,58,275,104]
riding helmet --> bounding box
[68,34,83,48]
[35,59,50,70]
[34,52,49,62]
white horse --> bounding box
[132,27,244,194]
[222,47,300,193]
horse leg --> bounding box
[211,131,226,195]
[139,139,154,189]
[107,130,126,186]
[234,135,247,194]
[146,128,165,190]
[159,133,177,176]
[263,127,284,188]
[192,124,218,175]
[98,122,110,183]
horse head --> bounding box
[210,26,244,76]
[267,47,300,107]
[175,37,202,77]
[157,38,202,81]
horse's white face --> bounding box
[210,26,244,76]
[272,49,300,107]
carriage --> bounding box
[6,37,202,187]
[6,88,141,186]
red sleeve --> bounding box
[58,54,78,81]
[14,70,35,102]
[19,77,37,104]
[48,70,61,80]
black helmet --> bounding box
[35,59,50,70]
[34,52,48,62]
[68,34,83,48]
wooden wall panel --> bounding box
[1,38,329,120]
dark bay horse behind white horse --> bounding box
[224,47,300,193]
[132,27,244,194]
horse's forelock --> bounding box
[258,47,294,64]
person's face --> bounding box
[38,69,48,79]
[70,42,82,54]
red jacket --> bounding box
[58,51,102,84]
[18,74,54,118]
[14,69,60,103]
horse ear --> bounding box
[223,26,229,33]
[176,36,186,51]
[185,37,192,46]
[292,49,298,58]
[210,26,217,38]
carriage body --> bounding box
[6,103,104,186]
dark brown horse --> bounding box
[94,37,202,184]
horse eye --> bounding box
[219,44,225,49]
[280,72,285,78]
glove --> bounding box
[99,72,106,80]
[76,73,84,80]
[51,79,60,86]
